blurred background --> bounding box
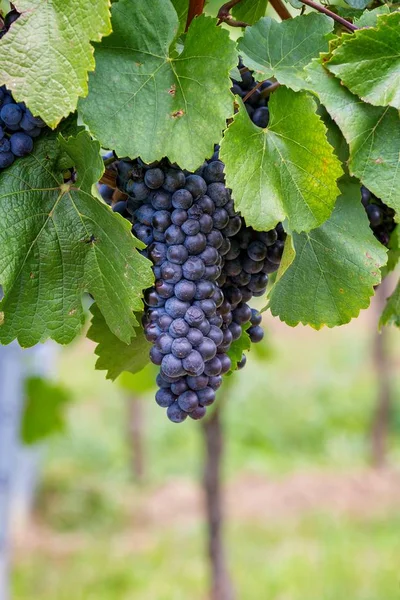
[1,278,399,600]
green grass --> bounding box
[13,513,400,599]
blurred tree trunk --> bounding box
[202,405,235,600]
[127,396,145,482]
[371,278,393,468]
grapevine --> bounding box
[0,0,397,422]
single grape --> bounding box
[144,167,165,189]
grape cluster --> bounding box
[361,186,397,247]
[231,59,272,129]
[114,152,284,422]
[0,87,47,170]
[0,9,47,170]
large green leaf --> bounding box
[0,0,112,128]
[327,12,400,110]
[220,88,343,233]
[0,126,152,347]
[87,304,151,381]
[80,0,237,170]
[232,0,268,25]
[238,14,333,91]
[380,279,400,329]
[21,376,71,445]
[268,181,387,328]
[306,60,400,218]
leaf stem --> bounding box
[186,0,206,30]
[217,0,250,27]
[103,156,115,167]
[268,0,293,21]
[100,169,117,189]
[298,0,358,31]
[242,80,280,103]
[260,80,281,98]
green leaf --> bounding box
[171,0,189,32]
[0,126,153,347]
[343,0,370,9]
[117,364,158,394]
[0,1,11,17]
[238,14,333,91]
[87,304,151,381]
[0,0,112,128]
[227,323,251,373]
[354,5,389,28]
[382,228,400,278]
[305,60,400,218]
[326,12,400,110]
[380,279,400,329]
[220,88,343,233]
[80,0,237,170]
[21,376,71,445]
[268,180,387,328]
[232,0,268,25]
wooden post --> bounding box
[202,404,235,600]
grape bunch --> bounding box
[0,87,47,170]
[231,59,272,129]
[113,151,284,422]
[0,9,47,170]
[361,186,397,247]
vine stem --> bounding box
[298,0,358,31]
[186,0,206,30]
[242,80,280,103]
[100,168,117,188]
[268,0,292,21]
[103,156,115,167]
[217,0,250,28]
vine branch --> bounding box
[298,0,358,31]
[268,0,293,21]
[186,0,206,31]
[217,0,250,28]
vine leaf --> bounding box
[227,324,251,373]
[238,14,333,91]
[267,181,387,328]
[170,0,189,32]
[0,0,112,128]
[87,304,151,381]
[306,60,400,217]
[354,5,389,28]
[326,12,400,110]
[342,0,370,8]
[380,280,400,329]
[383,228,400,277]
[21,376,71,445]
[232,0,268,25]
[220,88,343,233]
[0,125,153,348]
[79,0,237,170]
